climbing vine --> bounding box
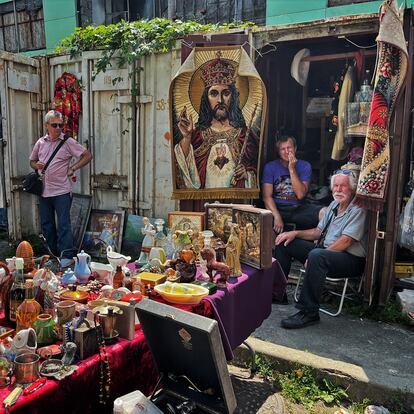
[56,18,254,79]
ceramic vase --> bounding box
[34,314,57,346]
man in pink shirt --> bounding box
[29,110,92,267]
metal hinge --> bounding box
[376,231,385,239]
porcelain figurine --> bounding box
[33,267,60,315]
[200,247,231,288]
[61,342,77,365]
[73,250,91,284]
[225,224,243,277]
[7,327,37,358]
[154,218,166,248]
[172,229,193,255]
[137,217,156,265]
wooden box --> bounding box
[204,202,246,243]
[137,299,236,413]
[74,323,98,360]
[232,205,273,269]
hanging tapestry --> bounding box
[53,72,82,138]
[169,46,267,200]
[355,0,408,211]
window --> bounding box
[0,0,45,53]
[328,0,371,6]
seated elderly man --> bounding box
[274,170,367,329]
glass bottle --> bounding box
[154,219,166,248]
[16,280,41,332]
[164,230,175,260]
[112,265,124,289]
[9,257,25,324]
[362,69,371,86]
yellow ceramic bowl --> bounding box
[154,283,209,305]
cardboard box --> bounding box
[137,299,236,413]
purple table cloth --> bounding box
[203,259,286,360]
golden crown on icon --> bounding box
[200,51,237,88]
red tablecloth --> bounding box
[0,329,157,414]
[0,260,286,413]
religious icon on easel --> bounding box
[170,46,267,200]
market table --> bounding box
[0,260,286,413]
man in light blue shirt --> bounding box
[274,170,367,329]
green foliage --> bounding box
[386,391,414,414]
[55,18,255,80]
[349,397,372,414]
[344,298,412,326]
[254,354,279,381]
[277,365,348,410]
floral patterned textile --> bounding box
[53,72,82,137]
[356,0,408,211]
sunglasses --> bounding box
[333,169,357,178]
[49,123,63,128]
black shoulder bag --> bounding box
[23,135,69,196]
[314,204,338,248]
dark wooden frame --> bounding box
[83,209,126,254]
[231,205,273,270]
[70,193,92,253]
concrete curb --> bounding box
[233,337,414,407]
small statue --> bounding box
[173,229,193,256]
[61,342,77,365]
[225,224,242,277]
[154,218,166,248]
[168,249,197,283]
[200,247,231,288]
[137,217,156,265]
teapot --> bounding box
[73,250,91,284]
[61,268,77,287]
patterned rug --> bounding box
[355,0,408,211]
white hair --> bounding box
[330,172,358,191]
[44,110,63,124]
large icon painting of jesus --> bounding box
[170,46,267,200]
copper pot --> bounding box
[14,352,40,384]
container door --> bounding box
[48,55,87,195]
[0,51,43,240]
[136,48,182,219]
[82,51,135,212]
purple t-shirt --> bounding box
[262,159,312,206]
[30,133,86,197]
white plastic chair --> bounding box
[294,268,360,317]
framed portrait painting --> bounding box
[168,211,205,234]
[169,45,267,200]
[82,209,125,257]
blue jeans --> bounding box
[39,193,74,259]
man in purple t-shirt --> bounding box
[29,110,92,267]
[262,135,322,234]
